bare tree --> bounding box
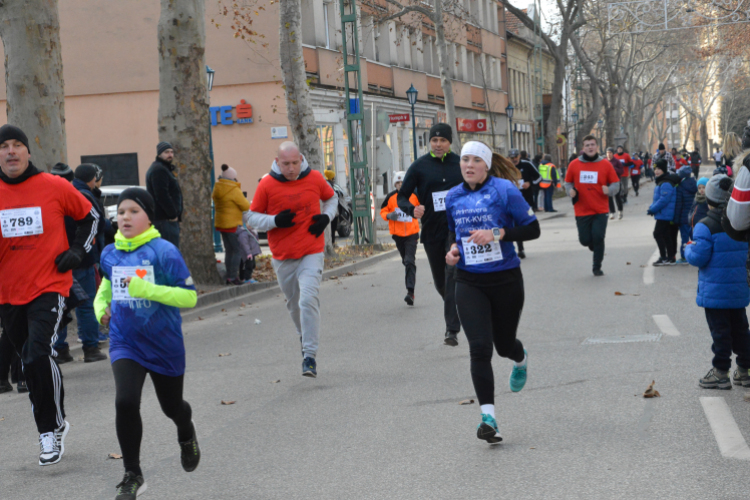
[158,0,221,284]
[0,0,66,171]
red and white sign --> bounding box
[456,118,487,132]
[389,113,410,123]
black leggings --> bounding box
[653,220,677,260]
[112,359,193,476]
[455,277,525,406]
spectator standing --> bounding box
[673,166,698,264]
[538,154,559,213]
[324,169,339,246]
[146,142,183,247]
[689,151,702,179]
[648,160,678,266]
[690,177,710,236]
[723,133,743,174]
[212,164,250,285]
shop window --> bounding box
[81,153,139,187]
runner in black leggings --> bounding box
[445,141,540,444]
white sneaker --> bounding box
[618,212,623,220]
[609,214,615,220]
[55,420,70,458]
[39,432,61,466]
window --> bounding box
[317,126,336,171]
[81,153,139,187]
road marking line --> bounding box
[652,314,680,336]
[643,249,660,285]
[700,397,750,460]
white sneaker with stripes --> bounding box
[39,432,61,466]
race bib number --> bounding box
[461,237,503,266]
[0,207,43,238]
[580,171,598,184]
[394,208,413,223]
[632,169,640,175]
[432,190,449,212]
[111,266,155,302]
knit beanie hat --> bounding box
[654,159,668,173]
[117,187,156,222]
[705,174,733,207]
[658,143,666,151]
[50,162,74,181]
[324,169,336,181]
[157,141,174,156]
[75,163,99,183]
[220,164,238,181]
[678,165,692,179]
[697,177,709,187]
[429,123,452,144]
[0,124,30,152]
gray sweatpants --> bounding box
[272,252,325,359]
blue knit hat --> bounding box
[697,177,709,187]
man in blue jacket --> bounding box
[673,166,698,264]
[648,160,678,266]
[686,175,750,389]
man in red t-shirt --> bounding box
[565,135,621,276]
[247,142,337,378]
[0,125,98,466]
[614,146,633,204]
[630,156,643,196]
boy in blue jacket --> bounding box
[689,177,709,236]
[686,175,750,389]
[648,160,678,266]
[94,188,200,500]
[673,166,697,264]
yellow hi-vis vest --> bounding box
[538,163,558,188]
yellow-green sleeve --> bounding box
[128,276,198,308]
[94,278,113,324]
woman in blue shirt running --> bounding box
[445,141,541,444]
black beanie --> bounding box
[74,163,98,183]
[117,187,155,223]
[742,125,750,150]
[0,124,30,153]
[654,159,668,172]
[157,141,174,156]
[51,162,74,181]
[429,123,452,144]
[658,143,666,151]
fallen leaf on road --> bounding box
[271,380,281,383]
[530,447,536,449]
[640,265,647,268]
[238,314,244,316]
[744,393,750,403]
[330,275,338,280]
[221,400,236,405]
[631,293,640,296]
[218,353,231,357]
[198,317,204,321]
[221,309,226,312]
[458,399,475,405]
[108,453,122,459]
[241,303,246,307]
[643,380,661,398]
[0,417,4,421]
[626,262,631,265]
[345,271,354,276]
[614,291,624,296]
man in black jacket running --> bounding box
[398,123,463,346]
[146,142,183,247]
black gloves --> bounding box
[386,211,399,221]
[308,214,330,237]
[55,245,86,273]
[275,209,296,228]
[647,210,655,216]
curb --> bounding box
[181,248,399,322]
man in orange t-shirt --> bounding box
[0,124,98,466]
[564,135,620,276]
[247,142,337,378]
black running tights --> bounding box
[112,359,193,476]
[455,278,525,406]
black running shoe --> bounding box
[179,421,201,472]
[17,380,28,393]
[404,292,414,306]
[518,250,526,259]
[593,269,604,277]
[115,472,147,500]
[444,331,459,346]
[0,379,12,394]
[55,346,74,364]
[302,357,317,378]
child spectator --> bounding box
[674,166,697,264]
[685,175,750,389]
[238,224,262,283]
[648,159,678,266]
[380,171,420,306]
[690,177,709,235]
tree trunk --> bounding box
[699,118,709,162]
[545,45,566,166]
[0,0,66,171]
[279,0,335,255]
[158,0,220,284]
[433,0,461,151]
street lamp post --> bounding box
[571,111,579,151]
[406,84,418,161]
[206,65,223,253]
[505,103,515,150]
[597,119,604,147]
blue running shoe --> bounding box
[476,414,502,444]
[302,357,317,378]
[509,349,528,392]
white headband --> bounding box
[460,141,493,170]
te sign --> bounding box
[210,99,253,126]
[456,118,487,132]
[389,113,410,123]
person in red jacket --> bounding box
[630,155,644,196]
[0,124,99,466]
[614,146,633,204]
[381,171,420,306]
[246,142,338,378]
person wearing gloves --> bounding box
[245,142,337,378]
[94,188,200,500]
[648,160,678,266]
[606,148,626,220]
[445,141,540,445]
[212,164,251,285]
[673,165,698,264]
[564,135,620,276]
[690,177,710,235]
[323,169,340,246]
[380,171,420,306]
[685,175,750,390]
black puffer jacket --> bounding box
[146,157,183,222]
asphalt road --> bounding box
[2,170,749,499]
